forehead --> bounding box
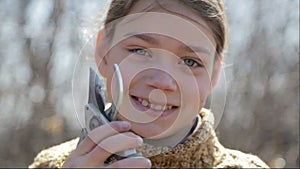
[107,0,216,54]
[129,0,212,32]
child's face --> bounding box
[96,0,222,139]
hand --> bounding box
[62,121,151,168]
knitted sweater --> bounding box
[29,109,269,168]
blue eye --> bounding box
[180,58,203,67]
[128,48,151,57]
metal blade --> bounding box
[107,64,123,121]
[85,67,109,130]
[88,68,106,114]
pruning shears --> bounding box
[78,64,141,163]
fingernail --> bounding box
[145,158,152,168]
[120,121,130,129]
[137,137,143,146]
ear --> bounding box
[208,55,223,95]
[95,30,109,77]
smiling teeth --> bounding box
[137,97,173,111]
[151,104,162,111]
[142,100,148,107]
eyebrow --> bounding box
[124,33,212,55]
[125,33,159,45]
[179,45,212,55]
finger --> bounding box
[81,132,143,167]
[98,132,143,154]
[75,121,131,156]
[106,157,152,168]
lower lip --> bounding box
[130,96,177,117]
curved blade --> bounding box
[108,64,124,121]
[79,68,108,145]
[88,68,106,113]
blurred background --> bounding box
[0,0,298,168]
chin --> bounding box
[128,120,177,139]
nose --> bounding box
[146,70,177,92]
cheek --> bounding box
[105,65,132,103]
[180,75,211,110]
[119,65,139,94]
[196,69,212,103]
[198,81,210,107]
[117,57,150,92]
[103,52,136,101]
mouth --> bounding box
[130,95,179,117]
